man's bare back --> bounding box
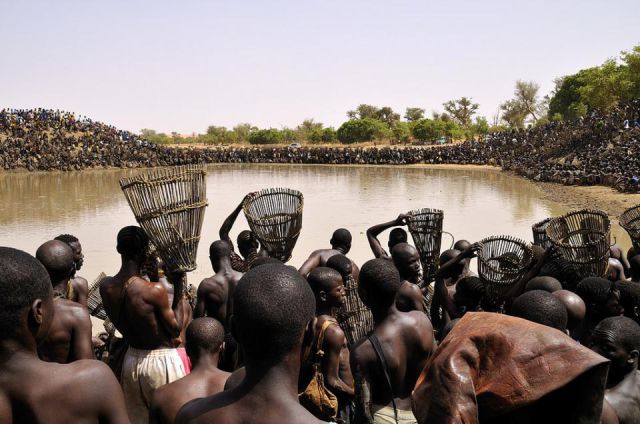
[39,298,93,363]
[195,270,243,324]
[299,249,360,281]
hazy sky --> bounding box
[1,1,639,134]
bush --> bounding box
[411,119,445,142]
[309,127,337,144]
[391,121,411,144]
[248,128,282,145]
[337,118,388,144]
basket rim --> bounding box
[532,217,553,231]
[477,235,533,275]
[119,165,206,189]
[546,209,611,249]
[619,204,640,231]
[242,187,304,217]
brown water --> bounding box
[0,164,630,285]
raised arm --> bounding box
[219,193,254,242]
[366,214,407,259]
[298,251,322,277]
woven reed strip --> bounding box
[407,208,444,286]
[532,217,553,250]
[336,275,373,348]
[477,235,533,302]
[620,204,640,250]
[87,272,107,319]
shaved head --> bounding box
[525,276,563,293]
[35,240,74,283]
[553,289,586,331]
[186,317,225,357]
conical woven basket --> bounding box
[620,204,640,251]
[87,272,107,320]
[407,208,444,285]
[119,165,208,272]
[477,235,533,303]
[242,188,303,263]
[532,217,553,250]
[336,275,373,348]
[546,209,610,279]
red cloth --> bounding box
[412,312,609,424]
[176,347,192,374]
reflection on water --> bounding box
[0,164,630,285]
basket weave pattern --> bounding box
[407,208,444,285]
[620,204,640,251]
[336,275,373,348]
[243,188,303,263]
[119,165,208,272]
[532,218,553,250]
[546,209,610,279]
[478,235,533,300]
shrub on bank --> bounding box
[308,127,337,144]
[337,118,389,144]
[248,128,283,145]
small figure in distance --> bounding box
[0,247,129,424]
[35,240,94,363]
[175,263,326,424]
[150,318,230,424]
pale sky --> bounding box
[1,1,639,134]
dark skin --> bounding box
[589,327,640,424]
[611,244,631,276]
[67,240,89,308]
[175,325,324,424]
[553,289,586,333]
[391,243,425,313]
[100,251,182,350]
[39,298,94,363]
[309,275,355,398]
[219,194,263,262]
[150,343,230,424]
[299,245,360,281]
[575,290,624,345]
[0,293,129,423]
[351,290,434,418]
[366,214,408,259]
[194,252,243,327]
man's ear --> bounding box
[628,349,639,364]
[319,290,327,302]
[31,299,44,325]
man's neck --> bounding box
[0,337,38,360]
[371,304,396,325]
[52,277,70,292]
[316,304,335,318]
[213,258,232,274]
[239,352,302,400]
[191,352,222,374]
[118,258,141,280]
[608,364,638,389]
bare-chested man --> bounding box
[299,228,360,280]
[150,318,230,424]
[0,247,129,424]
[100,226,186,423]
[219,194,262,272]
[53,234,89,307]
[195,240,244,371]
[351,258,434,423]
[301,267,354,422]
[35,240,93,363]
[175,264,325,424]
[390,243,425,313]
[590,316,640,424]
[366,214,409,259]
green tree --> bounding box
[442,97,479,127]
[621,45,640,99]
[233,123,256,143]
[411,119,445,142]
[391,121,411,144]
[547,74,586,120]
[346,104,380,120]
[375,106,400,127]
[404,107,425,122]
[280,128,297,143]
[578,59,631,112]
[337,118,388,144]
[514,80,542,122]
[309,127,337,144]
[470,116,490,137]
[500,99,527,128]
[248,128,282,145]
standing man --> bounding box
[35,240,93,363]
[54,234,89,307]
[0,247,129,423]
[366,214,409,259]
[101,226,186,423]
[299,228,359,280]
[219,194,261,272]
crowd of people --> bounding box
[2,101,640,192]
[2,194,640,424]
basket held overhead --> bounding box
[407,208,444,285]
[477,235,533,302]
[119,165,208,272]
[242,188,303,263]
[620,204,640,251]
[532,217,553,250]
[546,209,610,279]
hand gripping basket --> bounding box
[532,217,553,250]
[477,236,533,304]
[119,165,208,272]
[546,209,610,279]
[242,188,303,263]
[620,204,640,251]
[407,208,444,285]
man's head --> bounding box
[35,240,75,284]
[388,228,407,252]
[525,276,563,293]
[116,226,149,265]
[185,317,225,365]
[575,277,623,320]
[553,289,586,331]
[0,247,54,343]
[54,234,83,271]
[326,254,353,282]
[453,276,484,313]
[629,254,640,282]
[358,258,402,311]
[391,243,421,280]
[453,239,471,252]
[209,240,232,271]
[614,281,640,324]
[232,263,315,361]
[510,290,568,332]
[330,228,352,253]
[439,249,464,279]
[249,256,282,269]
[308,267,345,308]
[237,230,259,258]
[589,316,640,382]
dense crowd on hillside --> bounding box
[1,102,640,191]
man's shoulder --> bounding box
[54,359,117,390]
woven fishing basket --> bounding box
[620,204,640,251]
[119,165,208,272]
[242,188,303,263]
[407,208,444,285]
[477,235,533,302]
[532,217,553,250]
[336,275,373,348]
[546,209,610,279]
[87,272,107,320]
